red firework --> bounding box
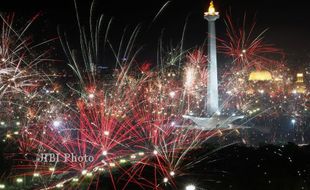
[14,50,217,189]
[219,13,284,70]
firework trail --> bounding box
[0,13,65,145]
[0,13,53,98]
[219,13,284,69]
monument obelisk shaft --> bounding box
[204,1,219,115]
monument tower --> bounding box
[183,1,244,129]
[204,1,219,114]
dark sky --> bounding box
[1,0,310,68]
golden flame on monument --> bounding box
[205,1,219,16]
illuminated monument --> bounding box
[204,1,219,114]
[183,1,244,130]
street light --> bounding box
[185,184,196,190]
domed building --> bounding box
[248,70,272,81]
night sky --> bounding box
[1,0,310,68]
